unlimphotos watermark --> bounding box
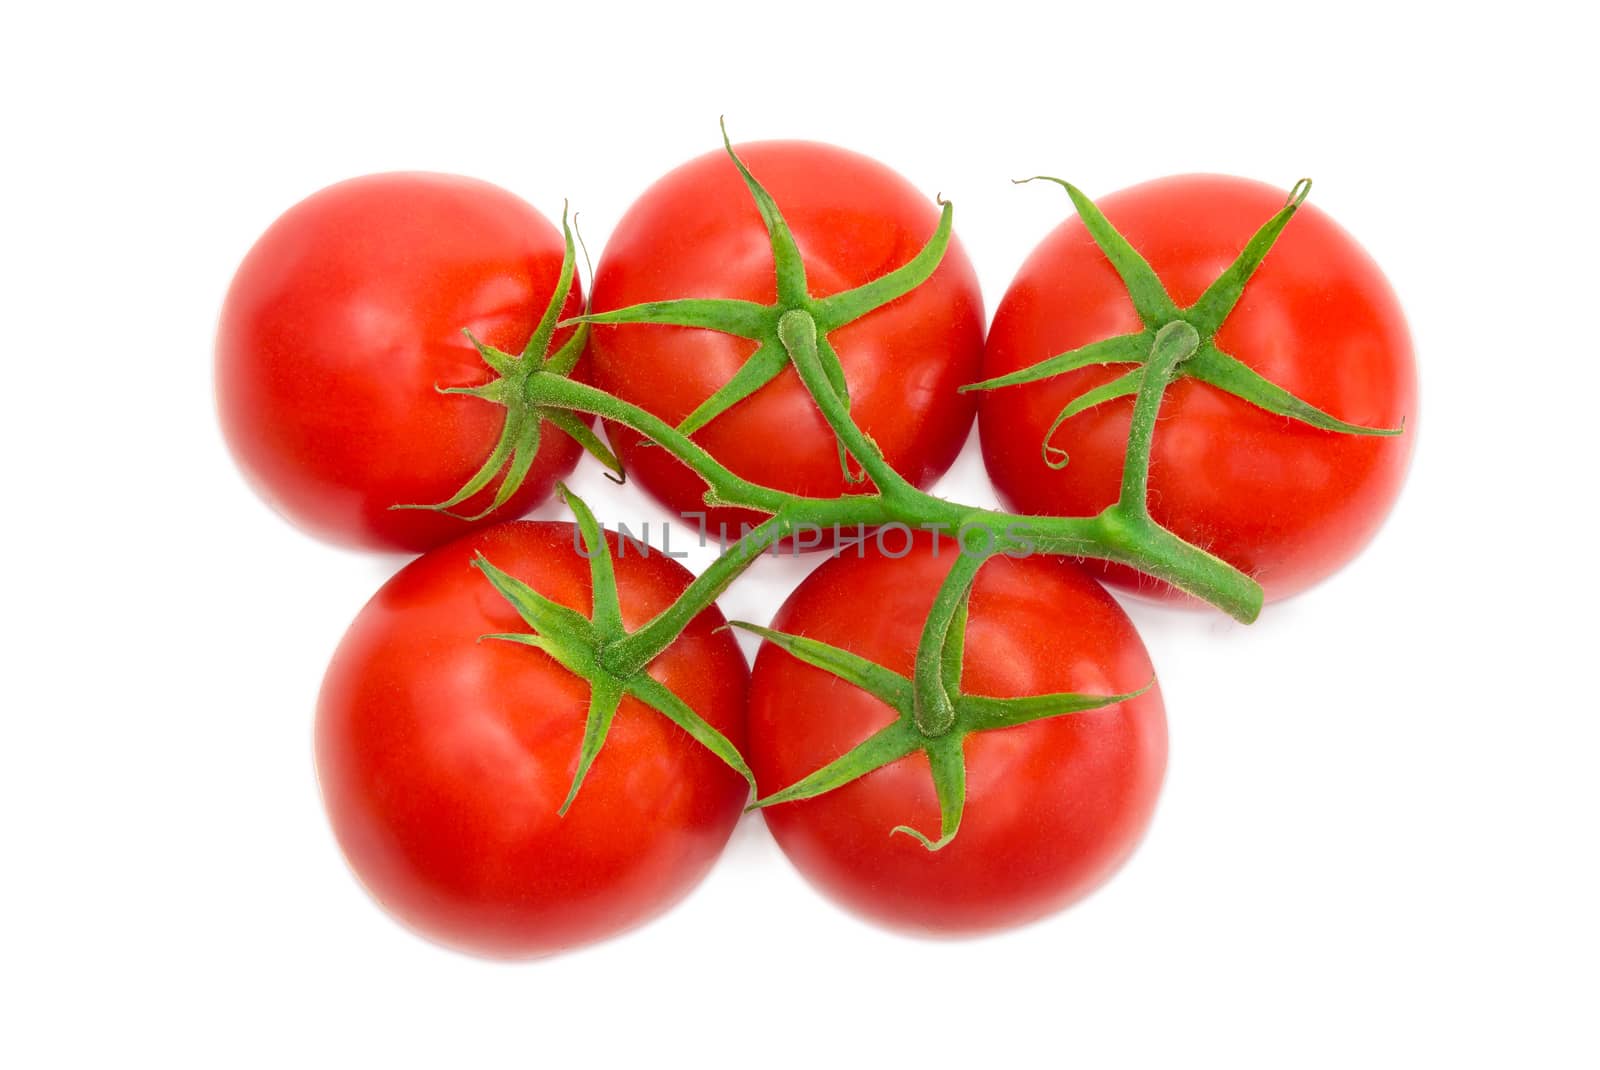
[571,515,1037,559]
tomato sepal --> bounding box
[392,205,624,522]
[1183,343,1405,437]
[959,330,1148,394]
[890,738,965,851]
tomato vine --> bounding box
[425,126,1402,850]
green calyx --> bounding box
[732,550,1150,851]
[962,176,1402,470]
[395,206,624,521]
[473,483,754,813]
[561,118,955,482]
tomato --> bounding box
[590,141,985,539]
[747,538,1165,935]
[979,174,1417,603]
[216,173,586,553]
[315,521,748,957]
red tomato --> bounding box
[590,141,985,539]
[315,521,748,958]
[216,173,586,553]
[747,538,1165,935]
[980,175,1416,603]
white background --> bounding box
[4,2,1596,1066]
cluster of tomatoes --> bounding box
[216,134,1415,957]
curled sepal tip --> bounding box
[1186,179,1312,335]
[813,196,955,330]
[890,736,965,852]
[1040,368,1145,470]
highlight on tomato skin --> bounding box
[978,173,1417,604]
[746,537,1166,937]
[215,173,588,554]
[314,521,749,959]
[588,139,987,541]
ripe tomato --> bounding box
[980,175,1416,603]
[315,521,748,957]
[216,173,586,553]
[590,141,985,538]
[747,538,1165,935]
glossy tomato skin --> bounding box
[217,173,587,553]
[315,521,748,958]
[748,539,1165,935]
[980,175,1417,603]
[591,141,986,539]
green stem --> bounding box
[526,371,872,518]
[1093,509,1261,621]
[1049,318,1263,621]
[1118,320,1199,512]
[777,310,912,498]
[912,547,989,737]
[604,514,784,676]
[525,349,1261,624]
